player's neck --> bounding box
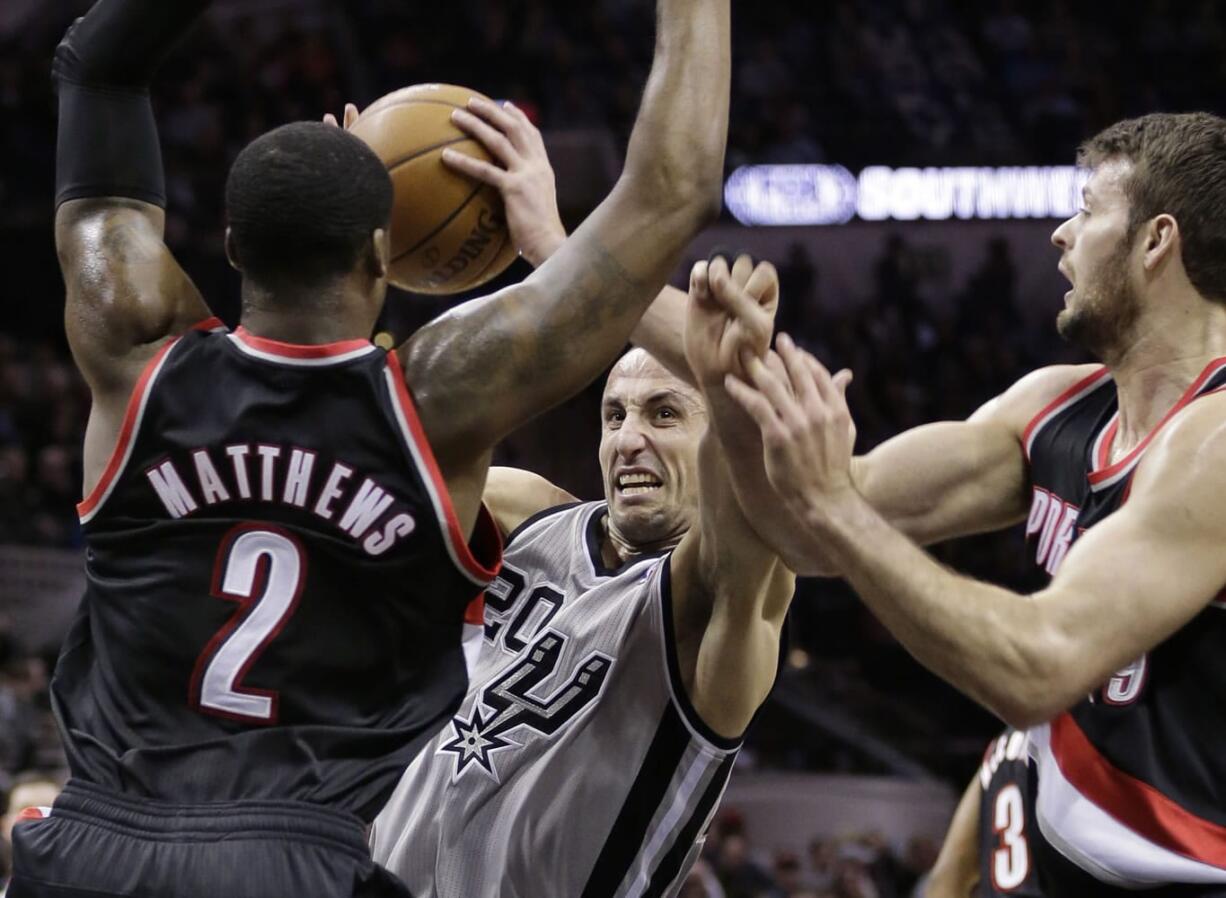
[602,517,684,568]
[239,278,377,345]
[1107,300,1226,458]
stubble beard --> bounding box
[1056,238,1141,363]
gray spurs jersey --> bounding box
[371,501,743,898]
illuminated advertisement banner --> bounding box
[724,164,1090,226]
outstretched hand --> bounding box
[724,333,858,513]
[441,98,566,267]
[684,253,778,390]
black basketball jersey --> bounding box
[1020,357,1226,886]
[977,729,1044,898]
[52,320,501,822]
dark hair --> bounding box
[225,122,392,286]
[1078,112,1226,304]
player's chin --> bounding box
[609,496,664,532]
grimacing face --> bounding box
[1050,158,1143,357]
[598,350,707,549]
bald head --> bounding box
[604,348,702,408]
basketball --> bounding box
[349,84,518,295]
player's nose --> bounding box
[614,415,650,455]
[1051,216,1074,250]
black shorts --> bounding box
[7,780,412,898]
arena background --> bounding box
[1,1,1223,894]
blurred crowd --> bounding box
[0,615,65,887]
[0,340,87,548]
[680,810,939,898]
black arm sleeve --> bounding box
[52,0,210,209]
[53,0,211,88]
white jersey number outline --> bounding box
[992,782,1031,892]
[190,526,306,724]
[1104,654,1148,705]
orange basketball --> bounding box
[349,84,518,295]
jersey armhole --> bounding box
[383,358,503,588]
[77,334,195,524]
[1020,367,1111,464]
[654,557,743,754]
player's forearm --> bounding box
[798,489,1056,727]
[704,390,835,576]
[630,286,694,386]
[926,775,982,898]
[619,0,729,223]
[406,0,728,460]
[691,432,792,735]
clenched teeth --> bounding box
[618,472,662,492]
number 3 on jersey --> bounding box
[992,783,1031,892]
[189,526,307,724]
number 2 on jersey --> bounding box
[992,783,1031,892]
[189,526,306,724]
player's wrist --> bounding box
[520,226,567,268]
[793,479,862,540]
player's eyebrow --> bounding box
[645,389,699,411]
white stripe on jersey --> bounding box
[618,750,729,897]
[1029,723,1226,887]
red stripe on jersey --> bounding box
[1094,414,1119,471]
[17,805,48,821]
[77,337,180,520]
[192,316,226,332]
[1021,368,1111,463]
[385,357,502,583]
[233,326,372,359]
[465,592,485,625]
[1088,357,1226,486]
[1050,712,1226,867]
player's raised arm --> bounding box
[400,0,729,491]
[666,256,794,738]
[54,0,212,399]
[724,340,1226,727]
[443,103,708,387]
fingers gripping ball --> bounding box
[349,84,518,295]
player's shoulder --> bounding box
[978,363,1106,434]
[483,467,581,540]
[1136,389,1226,490]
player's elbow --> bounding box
[618,157,723,231]
[991,612,1082,728]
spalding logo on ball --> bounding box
[349,84,518,295]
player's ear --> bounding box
[223,228,243,273]
[1142,213,1179,272]
[368,228,389,281]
